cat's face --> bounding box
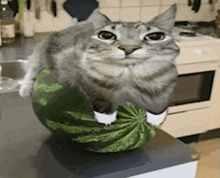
[88,22,179,64]
[86,4,179,65]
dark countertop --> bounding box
[1,127,199,178]
[0,92,199,178]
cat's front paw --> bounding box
[146,110,167,126]
[19,81,34,98]
[94,111,117,125]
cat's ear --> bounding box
[87,9,111,29]
[148,4,177,32]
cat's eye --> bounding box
[144,32,165,41]
[98,31,117,40]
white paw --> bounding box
[19,81,34,98]
[146,110,167,126]
[94,111,117,125]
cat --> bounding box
[19,4,180,126]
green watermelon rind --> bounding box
[32,69,158,153]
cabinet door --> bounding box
[161,108,209,137]
[209,67,220,130]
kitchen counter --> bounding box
[0,33,52,62]
[0,129,199,178]
[0,92,199,178]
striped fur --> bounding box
[20,5,180,117]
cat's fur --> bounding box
[19,4,180,126]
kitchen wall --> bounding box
[20,0,219,34]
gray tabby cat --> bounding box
[19,4,180,126]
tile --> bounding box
[22,0,35,12]
[22,0,46,11]
[56,0,66,10]
[159,5,171,13]
[141,0,160,6]
[53,10,73,31]
[175,5,194,21]
[100,8,120,21]
[36,0,46,11]
[99,0,120,8]
[193,4,216,22]
[121,0,141,7]
[120,7,141,22]
[34,11,54,33]
[21,10,36,37]
[159,5,181,14]
[175,4,215,22]
[161,0,178,5]
[177,0,188,5]
[140,6,160,22]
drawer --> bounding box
[161,108,210,137]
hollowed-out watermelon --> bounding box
[31,69,158,153]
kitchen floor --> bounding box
[189,130,220,178]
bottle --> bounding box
[0,0,16,44]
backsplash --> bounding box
[19,0,219,34]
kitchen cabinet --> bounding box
[161,108,210,137]
[161,27,220,137]
[209,63,220,130]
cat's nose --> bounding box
[118,45,141,55]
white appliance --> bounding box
[161,27,220,137]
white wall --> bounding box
[19,0,219,33]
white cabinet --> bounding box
[161,108,210,137]
[209,63,220,130]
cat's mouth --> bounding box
[123,56,146,61]
[117,57,144,65]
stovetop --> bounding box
[172,27,220,46]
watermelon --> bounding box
[31,69,158,153]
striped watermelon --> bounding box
[31,69,158,153]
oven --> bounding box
[170,70,215,106]
[161,27,220,137]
